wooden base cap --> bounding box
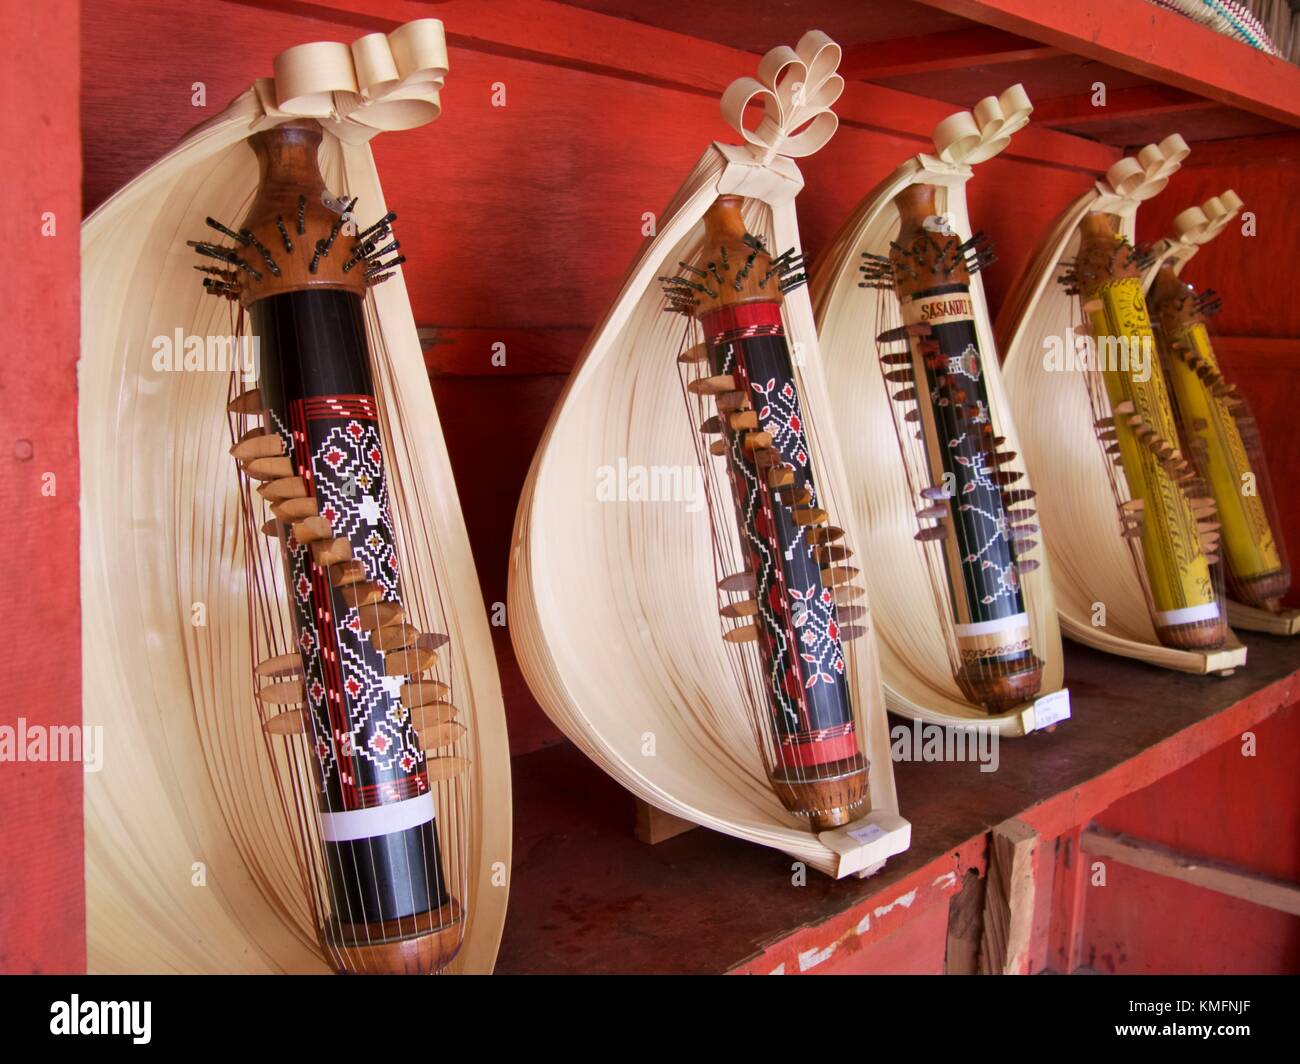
[1231,568,1291,613]
[1155,617,1228,652]
[957,653,1044,715]
[768,754,870,832]
[326,897,462,975]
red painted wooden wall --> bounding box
[0,0,84,972]
[1087,703,1300,973]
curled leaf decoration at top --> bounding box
[253,18,449,145]
[720,30,845,165]
[931,84,1033,166]
[1091,134,1190,214]
[1171,190,1244,247]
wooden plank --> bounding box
[1210,336,1300,371]
[419,325,589,377]
[634,798,697,845]
[1016,663,1300,840]
[979,817,1038,974]
[496,641,1298,973]
[1081,825,1300,916]
[840,27,1058,79]
[1031,85,1207,127]
[943,868,985,974]
[914,0,1300,128]
[1048,828,1088,974]
[729,848,973,974]
[0,0,85,974]
[235,0,1118,173]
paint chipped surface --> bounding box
[798,943,837,971]
[855,911,871,936]
[932,870,957,890]
[873,888,918,920]
[768,962,786,975]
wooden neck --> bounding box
[1073,212,1136,297]
[691,196,782,316]
[890,183,968,299]
[237,120,367,305]
[1149,263,1199,329]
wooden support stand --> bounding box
[633,799,698,845]
[979,817,1040,974]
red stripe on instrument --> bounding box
[700,300,784,345]
[302,394,377,420]
[777,728,859,769]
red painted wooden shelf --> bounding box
[496,633,1300,974]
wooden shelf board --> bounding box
[496,633,1300,974]
[553,0,1300,144]
[235,0,1118,172]
[914,0,1300,129]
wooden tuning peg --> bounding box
[410,702,458,731]
[383,646,437,678]
[425,755,471,782]
[291,516,333,544]
[263,708,307,736]
[272,496,318,523]
[820,566,860,586]
[255,652,303,679]
[371,623,422,652]
[723,624,759,644]
[767,466,796,490]
[687,374,737,396]
[806,526,845,545]
[244,456,296,481]
[717,571,757,594]
[257,477,308,502]
[311,537,353,567]
[340,580,385,609]
[715,391,750,413]
[791,506,829,527]
[816,544,854,564]
[258,680,306,705]
[330,559,368,587]
[227,388,264,415]
[421,722,467,750]
[230,433,285,461]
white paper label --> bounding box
[847,822,887,845]
[1033,688,1071,729]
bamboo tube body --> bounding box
[888,185,1042,712]
[1076,217,1225,649]
[683,197,870,829]
[1150,267,1288,610]
[235,123,461,973]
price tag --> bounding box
[1033,688,1071,729]
[847,822,887,845]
